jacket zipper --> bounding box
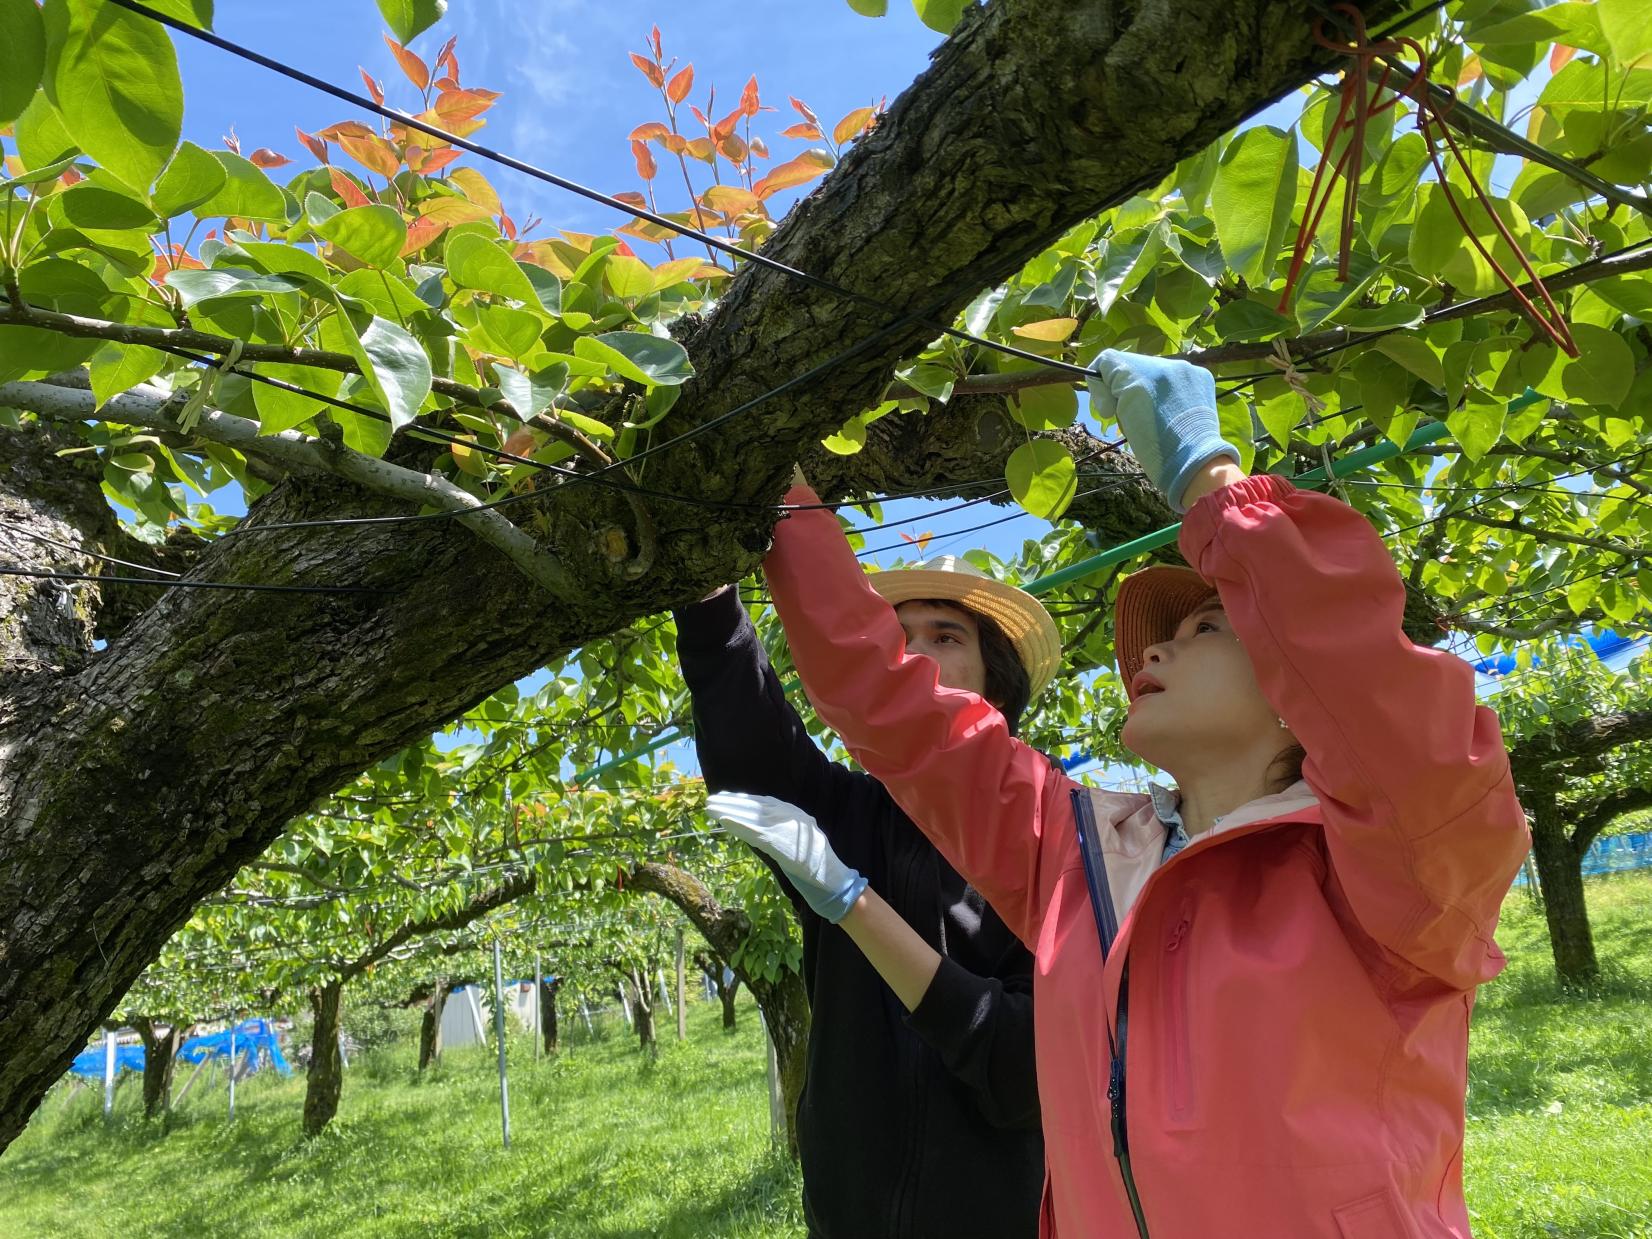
[1108,964,1151,1239]
[1164,909,1194,1122]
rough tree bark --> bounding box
[629,861,810,1158]
[303,981,345,1138]
[130,1016,189,1121]
[418,982,448,1071]
[694,948,741,1030]
[539,977,560,1056]
[627,967,658,1058]
[0,0,1409,1148]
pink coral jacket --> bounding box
[765,473,1529,1238]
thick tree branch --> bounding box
[1,0,1423,1149]
[1510,708,1652,775]
[1,380,573,597]
[1571,785,1652,856]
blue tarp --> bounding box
[1514,831,1652,885]
[1474,629,1640,677]
[68,1018,291,1080]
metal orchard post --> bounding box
[533,953,543,1061]
[492,940,511,1150]
[675,930,687,1042]
[102,1032,116,1118]
[227,1021,237,1121]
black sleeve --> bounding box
[904,956,1041,1130]
[674,586,880,878]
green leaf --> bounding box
[1373,335,1446,388]
[1445,391,1506,462]
[1599,0,1652,67]
[517,263,563,315]
[1556,323,1635,409]
[1253,382,1305,449]
[1009,383,1078,431]
[1006,441,1076,520]
[251,363,342,435]
[575,332,694,387]
[143,0,212,27]
[42,0,182,192]
[446,233,544,308]
[316,205,407,269]
[847,0,888,13]
[1467,2,1607,54]
[495,363,569,420]
[14,92,76,169]
[1351,353,1417,448]
[558,410,614,442]
[1210,125,1298,288]
[375,0,446,43]
[474,304,542,358]
[194,152,287,221]
[604,254,657,300]
[331,305,432,431]
[166,267,306,307]
[1216,393,1255,473]
[1333,301,1425,333]
[224,239,332,285]
[1210,298,1294,342]
[0,0,46,127]
[1174,143,1220,216]
[1539,60,1652,113]
[151,141,228,219]
[895,360,956,402]
[3,154,78,188]
[88,342,166,408]
[912,0,967,34]
[56,183,159,232]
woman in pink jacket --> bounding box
[753,351,1530,1237]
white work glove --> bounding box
[705,792,868,924]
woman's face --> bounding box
[1120,601,1281,772]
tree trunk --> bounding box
[303,981,345,1138]
[719,975,740,1030]
[539,979,560,1055]
[130,1017,188,1121]
[1527,787,1599,986]
[629,968,658,1058]
[417,982,447,1071]
[0,0,1410,1150]
[628,862,808,1157]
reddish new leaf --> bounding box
[833,106,875,146]
[650,25,663,60]
[339,132,401,179]
[384,36,431,91]
[329,166,373,208]
[435,35,459,82]
[714,106,744,141]
[780,122,822,140]
[360,68,386,105]
[319,120,376,141]
[630,52,664,88]
[750,136,770,159]
[741,75,761,117]
[249,148,293,170]
[718,133,748,163]
[662,133,688,155]
[752,151,831,199]
[666,64,694,105]
[630,122,670,142]
[408,146,460,174]
[1550,43,1577,71]
[223,126,241,155]
[631,139,658,180]
[401,214,448,257]
[433,88,501,123]
[295,126,330,164]
[684,137,715,163]
[500,212,517,240]
[788,96,820,125]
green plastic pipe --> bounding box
[573,393,1541,785]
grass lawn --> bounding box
[2,873,1648,1238]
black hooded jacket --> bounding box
[675,587,1043,1239]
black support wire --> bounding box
[106,0,1102,383]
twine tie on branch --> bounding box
[1282,4,1579,358]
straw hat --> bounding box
[869,556,1062,697]
[1113,564,1218,698]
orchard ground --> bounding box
[3,874,1650,1239]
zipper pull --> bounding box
[1107,1055,1128,1155]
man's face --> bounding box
[895,601,988,698]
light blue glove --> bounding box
[705,792,868,924]
[1086,349,1239,513]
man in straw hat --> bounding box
[673,536,1057,1238]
